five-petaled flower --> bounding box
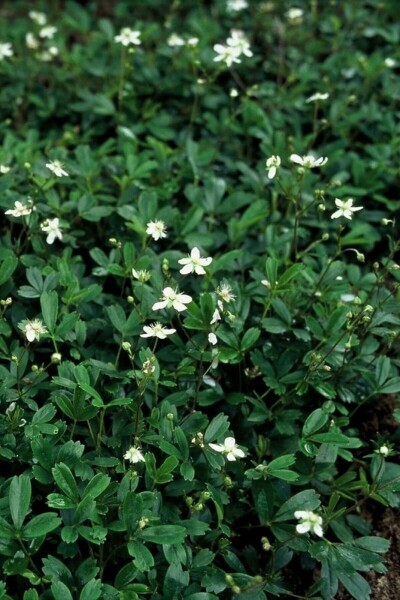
[152,287,192,312]
[331,198,363,220]
[290,154,328,168]
[46,160,68,177]
[209,437,245,461]
[41,218,63,244]
[0,43,13,61]
[124,446,145,464]
[146,220,167,241]
[266,155,281,179]
[178,247,212,275]
[114,28,141,46]
[213,44,241,67]
[226,30,253,58]
[5,200,33,217]
[295,510,324,537]
[140,322,176,339]
[21,319,47,342]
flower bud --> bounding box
[51,352,62,364]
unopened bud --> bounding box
[122,342,131,351]
[356,252,365,263]
[51,352,62,364]
[127,296,134,304]
[318,203,326,212]
[321,233,329,241]
[32,364,39,372]
[166,413,174,421]
[261,536,271,551]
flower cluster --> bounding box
[214,30,252,67]
[114,28,141,47]
[295,511,324,537]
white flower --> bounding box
[210,309,221,325]
[209,437,245,461]
[208,332,218,345]
[286,8,304,22]
[306,92,329,103]
[340,293,356,303]
[39,26,57,39]
[146,220,167,241]
[230,88,239,98]
[26,32,39,49]
[213,43,241,67]
[379,444,390,457]
[266,155,281,179]
[152,287,192,312]
[140,322,176,339]
[178,247,212,275]
[5,201,33,217]
[41,218,63,244]
[114,28,141,47]
[331,198,363,220]
[226,0,248,11]
[0,164,10,174]
[217,283,236,303]
[46,160,68,177]
[6,402,16,415]
[124,446,145,464]
[21,319,47,342]
[227,30,253,58]
[167,33,185,47]
[0,43,13,60]
[132,268,151,282]
[384,58,396,68]
[295,510,324,537]
[29,11,47,25]
[187,37,199,46]
[290,154,328,168]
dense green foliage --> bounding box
[0,1,399,599]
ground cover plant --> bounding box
[0,0,399,598]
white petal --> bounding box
[296,522,310,534]
[194,265,206,275]
[209,443,224,453]
[191,247,200,259]
[180,263,194,275]
[290,154,303,165]
[314,524,324,537]
[152,300,167,311]
[224,437,236,449]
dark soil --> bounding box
[336,507,400,600]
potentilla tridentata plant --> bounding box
[0,2,398,600]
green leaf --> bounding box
[52,463,80,502]
[78,382,104,407]
[204,413,230,443]
[337,572,371,600]
[23,590,39,600]
[140,525,186,545]
[22,513,61,538]
[274,490,320,522]
[0,255,18,286]
[127,540,155,572]
[240,327,261,352]
[355,536,390,553]
[9,474,31,530]
[51,581,73,600]
[79,579,102,600]
[155,456,179,484]
[40,290,58,333]
[302,408,329,437]
[375,355,391,387]
[82,473,111,500]
[106,305,126,333]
